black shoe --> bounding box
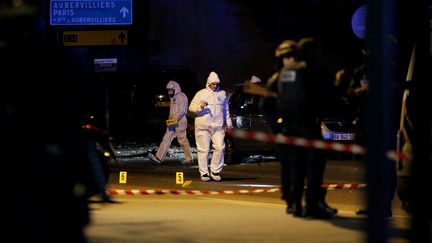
[322,202,338,215]
[292,203,304,217]
[356,209,392,217]
[356,209,367,215]
[306,202,334,219]
[286,204,293,214]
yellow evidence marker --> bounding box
[166,118,179,131]
[119,171,127,184]
[166,118,178,126]
[176,172,184,184]
[182,180,192,187]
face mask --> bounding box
[209,83,219,91]
[167,89,175,97]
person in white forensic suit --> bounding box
[148,80,194,164]
[189,71,233,182]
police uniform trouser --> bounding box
[305,124,327,207]
[277,143,294,205]
[281,123,319,208]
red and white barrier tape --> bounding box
[107,188,281,196]
[322,183,366,190]
[231,129,409,161]
[107,184,365,196]
[232,129,365,154]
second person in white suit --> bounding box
[148,80,193,164]
[189,71,233,182]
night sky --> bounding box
[143,0,367,86]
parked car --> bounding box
[394,41,432,215]
[225,82,357,164]
[320,118,355,142]
[394,7,432,218]
[395,74,413,212]
[225,83,277,164]
[321,116,357,160]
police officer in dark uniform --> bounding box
[297,37,338,217]
[260,39,299,215]
[260,38,336,219]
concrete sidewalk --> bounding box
[84,195,411,243]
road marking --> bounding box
[201,197,285,208]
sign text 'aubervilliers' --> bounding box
[50,0,132,25]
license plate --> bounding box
[332,133,354,141]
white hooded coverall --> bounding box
[154,80,193,162]
[189,71,233,176]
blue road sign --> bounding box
[50,0,132,26]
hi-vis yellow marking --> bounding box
[119,171,127,184]
[176,172,184,184]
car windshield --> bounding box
[229,86,262,113]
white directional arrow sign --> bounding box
[120,7,129,18]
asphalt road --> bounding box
[83,155,412,242]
